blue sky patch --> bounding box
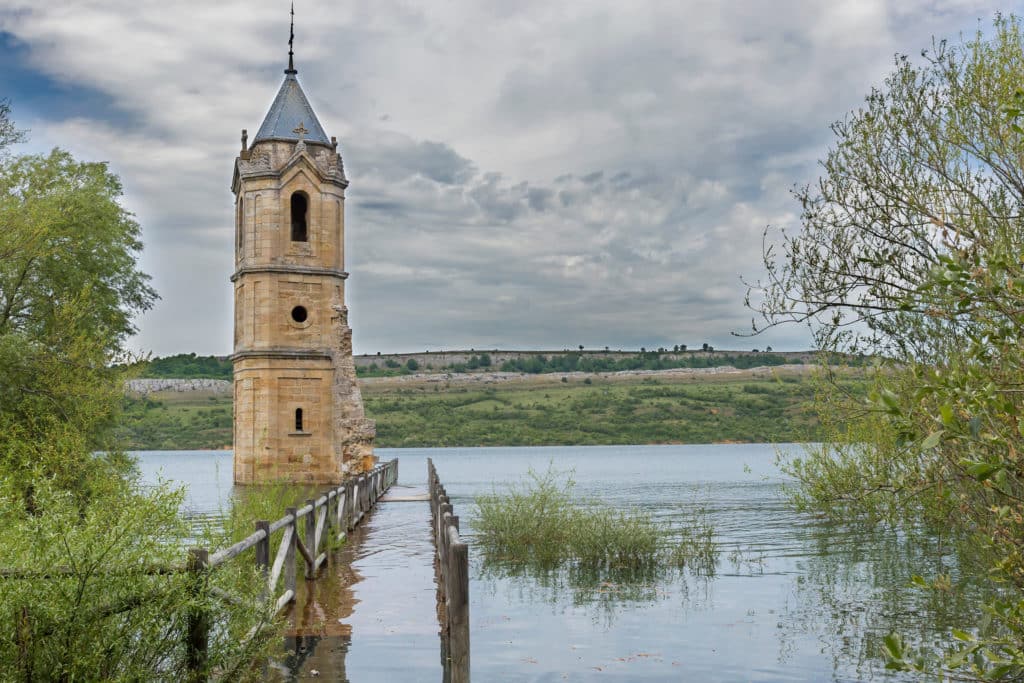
[0,31,134,130]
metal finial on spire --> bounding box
[286,2,297,74]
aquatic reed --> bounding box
[474,464,715,571]
[670,508,718,576]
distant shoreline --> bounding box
[119,364,850,451]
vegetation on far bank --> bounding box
[355,349,819,377]
[115,370,843,450]
[133,353,233,379]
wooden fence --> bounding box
[187,458,398,678]
[427,458,470,683]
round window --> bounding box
[291,306,308,323]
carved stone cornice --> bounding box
[231,348,333,362]
[230,265,349,282]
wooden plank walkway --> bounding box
[379,493,430,502]
[336,484,442,680]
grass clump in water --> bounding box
[474,465,713,571]
[669,507,718,576]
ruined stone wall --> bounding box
[353,349,817,369]
[124,378,231,396]
[330,304,375,475]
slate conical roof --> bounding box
[253,71,331,145]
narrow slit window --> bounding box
[291,193,308,242]
[237,197,244,251]
[295,408,304,432]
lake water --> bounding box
[135,444,970,682]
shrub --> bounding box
[0,477,275,681]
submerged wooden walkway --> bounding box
[186,459,400,679]
[203,458,471,681]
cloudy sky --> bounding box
[0,1,998,356]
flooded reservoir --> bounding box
[137,444,977,681]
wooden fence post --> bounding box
[346,481,355,530]
[324,493,334,561]
[186,547,210,682]
[448,539,470,683]
[255,520,270,599]
[438,506,453,599]
[305,499,316,579]
[341,483,348,530]
[285,507,298,602]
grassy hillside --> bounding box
[117,391,233,450]
[117,370,845,450]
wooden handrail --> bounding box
[208,529,267,567]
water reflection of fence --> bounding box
[187,458,398,678]
[427,458,470,683]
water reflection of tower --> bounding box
[271,511,365,680]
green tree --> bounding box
[0,108,279,680]
[0,100,24,155]
[753,15,1024,679]
[0,149,157,502]
[0,149,156,350]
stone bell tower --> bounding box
[230,33,375,484]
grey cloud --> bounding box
[0,0,994,356]
[347,135,476,185]
[526,187,553,211]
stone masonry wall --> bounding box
[125,378,232,396]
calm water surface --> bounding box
[135,444,968,682]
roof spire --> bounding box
[286,2,297,74]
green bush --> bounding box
[0,477,275,681]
